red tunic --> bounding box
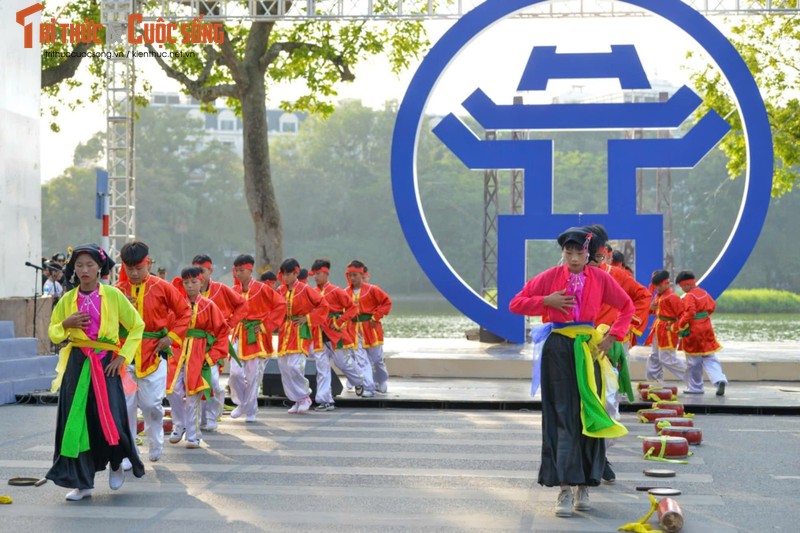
[343,283,392,349]
[676,287,722,356]
[595,264,652,339]
[509,264,634,341]
[232,280,286,360]
[311,282,358,349]
[649,288,683,350]
[203,280,246,331]
[166,295,229,396]
[117,274,192,378]
[277,282,329,356]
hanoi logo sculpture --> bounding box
[391,0,773,343]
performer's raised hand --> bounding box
[62,312,90,330]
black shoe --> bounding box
[716,382,726,396]
[602,460,615,483]
[354,385,364,397]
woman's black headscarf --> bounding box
[63,243,116,287]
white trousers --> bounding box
[686,353,728,392]
[278,353,310,402]
[126,362,166,454]
[167,368,202,442]
[201,364,223,425]
[646,347,687,382]
[354,336,388,388]
[313,344,333,404]
[229,358,262,417]
[331,342,373,390]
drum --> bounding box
[655,417,694,431]
[660,425,703,444]
[657,497,685,533]
[638,408,679,422]
[642,435,690,458]
[652,401,685,417]
[641,388,676,401]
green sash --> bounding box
[242,319,262,345]
[678,311,709,338]
[289,316,312,340]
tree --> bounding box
[690,12,800,196]
[140,2,429,271]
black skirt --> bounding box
[46,347,145,489]
[538,333,605,487]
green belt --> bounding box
[187,328,217,400]
[352,313,372,323]
[289,316,312,340]
[657,316,677,322]
[328,312,342,318]
[679,311,709,338]
[242,319,262,345]
[121,326,172,358]
[228,341,242,366]
[186,328,216,351]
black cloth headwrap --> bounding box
[583,224,609,247]
[675,271,696,284]
[652,270,670,285]
[64,243,115,284]
[557,227,590,248]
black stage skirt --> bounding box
[538,333,605,487]
[46,347,145,489]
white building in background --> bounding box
[149,92,306,154]
[0,0,41,298]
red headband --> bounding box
[678,281,695,290]
[193,261,212,269]
[132,256,150,268]
[234,263,254,271]
[277,266,300,284]
[346,265,365,274]
[309,266,330,275]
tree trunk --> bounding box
[241,68,282,271]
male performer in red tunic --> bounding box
[230,254,286,422]
[117,240,191,463]
[646,270,687,385]
[277,258,329,414]
[166,267,229,448]
[343,260,392,394]
[309,259,374,410]
[674,271,728,395]
[192,254,246,430]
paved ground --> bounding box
[1,402,798,532]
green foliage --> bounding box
[717,288,800,313]
[689,11,800,196]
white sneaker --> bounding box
[555,488,573,517]
[148,447,162,462]
[168,426,185,444]
[296,397,312,414]
[121,458,132,471]
[314,402,335,412]
[202,421,218,431]
[245,414,257,423]
[287,402,300,414]
[361,390,375,398]
[376,382,388,394]
[230,405,243,419]
[109,466,125,490]
[185,438,201,449]
[574,486,591,511]
[65,488,93,501]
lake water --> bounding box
[385,296,800,342]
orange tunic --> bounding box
[595,264,652,341]
[166,295,229,396]
[343,283,392,349]
[649,288,683,350]
[117,274,192,378]
[203,280,246,331]
[676,287,722,356]
[311,282,358,349]
[277,282,329,356]
[232,280,286,360]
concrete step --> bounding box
[0,375,55,404]
[0,320,14,339]
[0,338,39,360]
[0,354,58,379]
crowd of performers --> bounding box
[509,224,729,518]
[45,241,391,501]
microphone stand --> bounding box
[24,262,44,339]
